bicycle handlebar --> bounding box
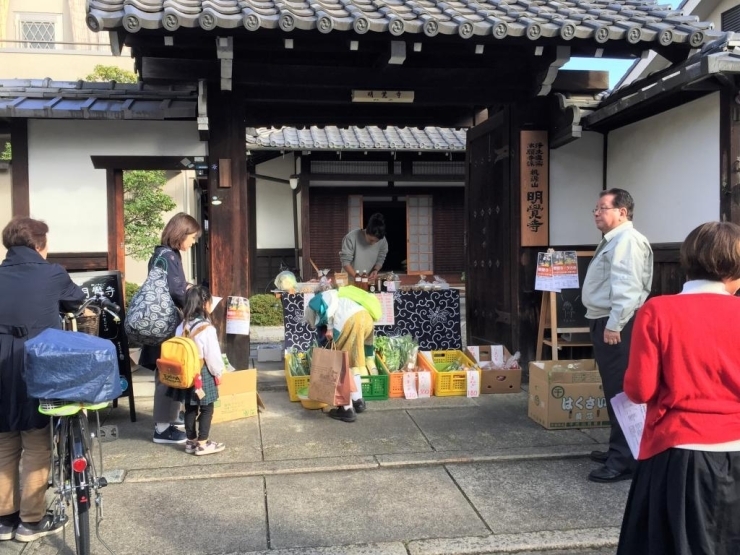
[72,294,121,319]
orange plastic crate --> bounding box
[417,350,481,397]
[377,353,435,398]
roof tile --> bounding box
[86,0,714,46]
[246,126,468,151]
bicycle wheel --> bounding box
[69,416,91,555]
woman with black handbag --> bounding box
[137,213,201,445]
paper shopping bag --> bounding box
[308,347,345,405]
[334,351,353,407]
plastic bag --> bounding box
[274,270,298,292]
[24,328,121,403]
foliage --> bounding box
[125,282,141,308]
[124,170,176,260]
[0,142,10,161]
[84,65,137,84]
[249,294,284,326]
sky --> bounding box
[561,0,684,89]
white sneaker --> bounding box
[194,440,225,456]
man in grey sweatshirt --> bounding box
[339,213,388,281]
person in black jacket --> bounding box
[0,217,85,542]
[137,213,201,444]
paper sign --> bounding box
[225,296,250,335]
[417,372,432,398]
[385,280,397,292]
[403,372,418,399]
[466,370,480,398]
[534,252,560,292]
[610,392,647,459]
[552,251,579,290]
[374,293,395,326]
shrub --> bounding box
[125,282,140,308]
[249,294,284,326]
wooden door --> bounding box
[465,108,515,349]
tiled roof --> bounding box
[0,79,197,120]
[88,0,716,47]
[246,126,467,151]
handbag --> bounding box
[308,346,352,406]
[124,249,181,346]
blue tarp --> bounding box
[24,328,121,403]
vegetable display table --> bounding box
[281,289,462,351]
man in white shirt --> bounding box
[582,188,653,483]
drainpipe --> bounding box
[602,132,608,191]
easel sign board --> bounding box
[69,270,136,422]
[535,251,594,361]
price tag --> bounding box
[466,370,480,398]
[403,372,418,399]
[417,371,432,398]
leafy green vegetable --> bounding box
[287,341,320,376]
[374,335,419,372]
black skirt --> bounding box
[617,448,740,555]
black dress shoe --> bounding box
[589,450,609,464]
[352,398,367,414]
[588,465,632,483]
[328,407,357,423]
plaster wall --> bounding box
[607,92,719,243]
[27,119,205,253]
[255,154,297,249]
[549,131,604,246]
[0,165,10,260]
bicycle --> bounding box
[38,293,121,555]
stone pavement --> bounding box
[1,361,627,555]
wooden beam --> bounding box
[47,252,108,271]
[552,70,609,93]
[106,169,125,272]
[301,177,310,283]
[207,83,250,368]
[91,156,202,171]
[10,119,29,217]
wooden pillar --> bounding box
[106,169,125,272]
[720,87,740,225]
[300,176,310,281]
[207,83,251,368]
[10,119,29,217]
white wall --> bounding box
[607,93,719,243]
[255,154,296,249]
[0,165,11,260]
[27,120,205,253]
[550,131,604,246]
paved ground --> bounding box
[1,358,627,555]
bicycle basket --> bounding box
[66,306,101,336]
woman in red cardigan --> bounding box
[617,221,740,555]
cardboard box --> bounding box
[212,369,265,424]
[527,359,610,430]
[465,345,522,394]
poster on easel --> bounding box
[534,252,558,292]
[552,251,580,290]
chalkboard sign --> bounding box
[69,270,136,422]
[554,253,593,332]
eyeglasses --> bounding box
[592,207,620,215]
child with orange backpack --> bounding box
[160,286,225,456]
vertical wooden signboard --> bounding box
[520,131,549,246]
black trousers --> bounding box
[184,403,214,441]
[589,316,635,473]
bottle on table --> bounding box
[361,271,369,291]
[355,272,362,289]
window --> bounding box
[722,5,740,32]
[15,14,62,49]
[407,196,434,275]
